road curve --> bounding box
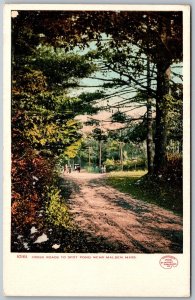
[64,171,183,253]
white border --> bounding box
[3,4,191,297]
[4,3,190,11]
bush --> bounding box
[165,153,182,184]
[123,158,147,171]
[104,158,146,172]
[85,166,99,173]
[46,186,72,229]
[11,149,54,227]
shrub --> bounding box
[46,186,72,229]
[104,158,146,172]
[165,153,182,184]
[11,149,54,227]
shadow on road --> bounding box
[11,226,131,253]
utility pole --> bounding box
[119,130,124,171]
[99,140,102,169]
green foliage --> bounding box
[11,11,184,251]
[106,140,120,160]
[11,24,98,242]
[111,111,127,123]
[125,122,148,143]
[166,90,183,141]
[105,158,146,172]
[46,186,72,228]
[30,45,98,89]
[77,91,105,115]
[77,137,99,168]
[91,128,107,141]
[79,90,105,103]
[106,171,182,215]
[77,133,147,170]
[12,42,101,157]
[12,11,183,64]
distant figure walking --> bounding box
[68,165,72,173]
[64,164,68,174]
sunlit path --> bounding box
[64,171,183,253]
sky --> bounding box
[68,42,182,134]
[69,39,182,101]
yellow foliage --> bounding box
[44,124,58,135]
[64,139,82,158]
[66,119,78,127]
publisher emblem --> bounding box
[159,255,178,269]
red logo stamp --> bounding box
[159,255,178,269]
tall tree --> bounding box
[12,10,183,174]
[11,24,99,234]
[91,128,107,168]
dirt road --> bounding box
[64,171,183,253]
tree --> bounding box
[91,128,107,168]
[12,10,183,174]
[78,45,156,173]
[11,22,100,236]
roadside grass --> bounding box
[106,171,183,216]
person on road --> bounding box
[64,164,68,174]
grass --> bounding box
[106,170,183,216]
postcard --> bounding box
[3,4,190,297]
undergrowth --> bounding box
[106,171,183,215]
[46,185,72,229]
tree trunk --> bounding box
[153,63,170,173]
[147,97,154,174]
[146,55,154,174]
